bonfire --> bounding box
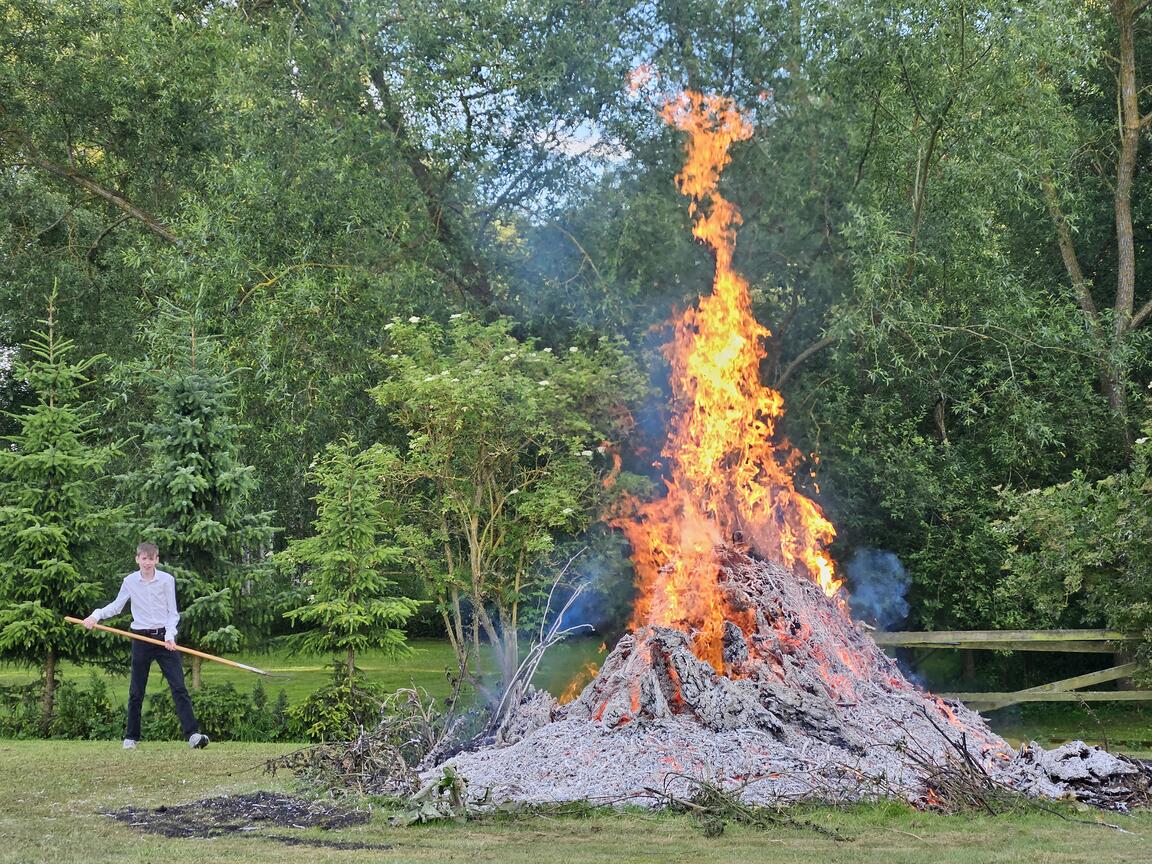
[428,92,1149,811]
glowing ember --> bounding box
[616,91,842,669]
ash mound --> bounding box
[434,550,1150,809]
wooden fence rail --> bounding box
[872,629,1147,711]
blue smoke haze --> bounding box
[845,548,910,630]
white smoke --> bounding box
[845,548,910,630]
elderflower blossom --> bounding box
[384,322,395,330]
[450,313,463,319]
[408,316,421,323]
[562,507,574,515]
[423,375,436,382]
[538,379,551,387]
[509,488,520,495]
[1138,437,1149,446]
[580,450,593,457]
[569,346,579,353]
[542,347,552,353]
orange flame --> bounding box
[558,661,601,705]
[617,91,842,669]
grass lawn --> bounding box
[1,740,1150,864]
[0,637,608,709]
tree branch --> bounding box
[1040,175,1102,326]
[1131,296,1152,330]
[774,334,837,390]
[85,215,131,263]
[6,132,177,243]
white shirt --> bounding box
[91,570,180,642]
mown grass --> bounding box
[1,740,1150,864]
[0,636,608,708]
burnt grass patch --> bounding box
[107,790,392,850]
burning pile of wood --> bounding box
[422,91,1149,813]
[433,549,1150,810]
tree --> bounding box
[370,314,645,690]
[0,292,125,727]
[133,302,275,688]
[995,429,1152,665]
[280,438,421,678]
[1036,0,1152,447]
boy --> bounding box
[82,542,209,750]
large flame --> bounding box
[618,91,842,670]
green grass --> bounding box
[0,636,608,707]
[985,702,1152,756]
[1,740,1150,864]
[4,639,1150,759]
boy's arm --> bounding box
[86,577,131,625]
[163,574,180,644]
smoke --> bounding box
[845,548,910,630]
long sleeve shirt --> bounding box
[91,570,180,642]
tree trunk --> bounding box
[1112,0,1140,336]
[191,655,202,690]
[1107,0,1142,446]
[347,648,355,679]
[41,647,57,735]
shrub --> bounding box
[0,681,42,738]
[48,673,119,739]
[142,681,293,742]
[288,662,389,742]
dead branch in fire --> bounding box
[483,549,593,738]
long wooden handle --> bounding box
[65,615,268,675]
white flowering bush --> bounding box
[369,314,645,686]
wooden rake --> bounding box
[65,615,269,675]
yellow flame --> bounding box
[617,92,842,668]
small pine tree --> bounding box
[0,291,125,728]
[280,437,420,678]
[135,301,275,688]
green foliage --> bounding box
[280,438,421,675]
[4,0,1152,651]
[142,680,292,743]
[48,673,120,740]
[0,681,43,738]
[996,430,1152,662]
[370,314,645,686]
[0,293,125,720]
[0,672,118,739]
[287,663,389,743]
[132,301,276,675]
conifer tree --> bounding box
[280,437,420,678]
[135,301,275,688]
[0,291,125,727]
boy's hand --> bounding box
[81,616,97,629]
[164,639,177,650]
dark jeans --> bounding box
[125,635,199,740]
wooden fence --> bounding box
[872,629,1148,711]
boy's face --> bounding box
[136,549,159,577]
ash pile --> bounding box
[433,549,1150,809]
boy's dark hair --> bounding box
[136,542,159,557]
